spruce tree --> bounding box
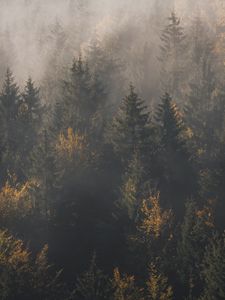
[156,93,196,215]
[18,78,43,171]
[159,12,186,97]
[185,17,216,155]
[111,84,150,166]
[201,233,225,300]
[71,254,111,300]
[0,69,21,180]
[177,200,214,298]
[53,56,105,137]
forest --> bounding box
[0,0,225,299]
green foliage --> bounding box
[201,233,225,300]
[177,200,214,298]
[159,11,186,96]
[156,93,196,214]
[71,254,111,300]
[0,69,21,179]
[111,84,150,165]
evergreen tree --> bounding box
[53,56,105,138]
[156,93,196,215]
[111,85,151,166]
[201,233,225,300]
[0,69,21,180]
[177,200,214,299]
[185,17,216,156]
[71,254,111,300]
[18,78,43,173]
[159,12,186,97]
[118,151,144,221]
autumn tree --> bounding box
[0,230,64,300]
[146,263,173,300]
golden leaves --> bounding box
[56,127,87,160]
[0,176,37,222]
[138,193,172,239]
[147,263,173,300]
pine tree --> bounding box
[177,200,214,299]
[0,69,21,180]
[156,93,196,215]
[71,254,111,300]
[201,233,225,300]
[185,17,216,155]
[17,78,43,173]
[27,129,56,217]
[53,56,105,137]
[111,85,151,166]
[159,11,186,97]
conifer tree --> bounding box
[201,233,225,300]
[53,56,105,138]
[159,12,186,97]
[71,254,111,300]
[156,93,196,214]
[18,78,43,171]
[146,263,173,300]
[177,200,214,299]
[117,151,144,222]
[0,69,21,180]
[111,85,151,166]
[185,17,216,154]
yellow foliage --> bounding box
[147,263,173,300]
[138,193,172,239]
[0,230,30,271]
[196,202,215,228]
[113,268,143,300]
[184,127,194,139]
[55,127,88,163]
[0,176,37,223]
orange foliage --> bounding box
[138,193,172,239]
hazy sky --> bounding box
[0,0,220,84]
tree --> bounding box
[201,233,225,300]
[185,17,216,156]
[112,268,143,300]
[117,151,144,222]
[0,69,21,180]
[53,56,106,150]
[177,200,214,299]
[159,12,186,97]
[110,85,151,166]
[17,78,43,174]
[156,93,196,215]
[71,254,111,300]
[0,230,64,300]
[146,263,173,300]
[129,193,173,278]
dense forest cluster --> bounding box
[1,0,225,299]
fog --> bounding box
[0,0,220,84]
